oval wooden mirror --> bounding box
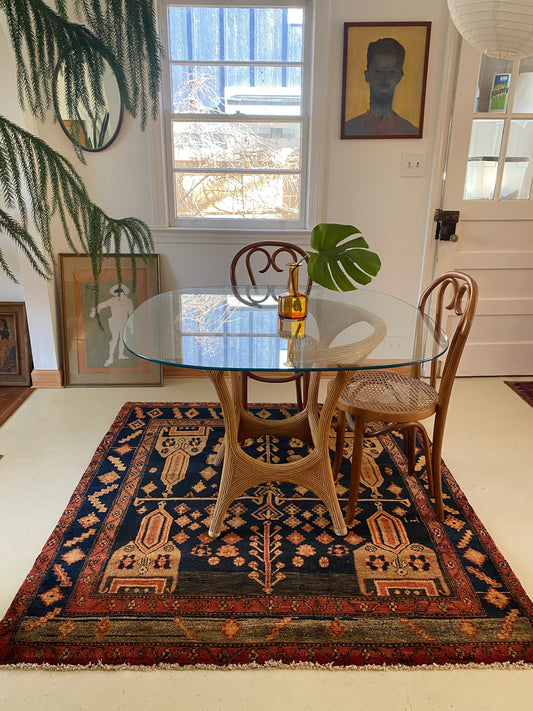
[54,56,123,152]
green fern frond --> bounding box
[0,209,52,279]
[0,114,154,291]
[0,0,161,297]
[72,0,163,127]
[2,0,162,132]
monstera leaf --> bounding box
[307,223,381,291]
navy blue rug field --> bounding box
[1,402,532,668]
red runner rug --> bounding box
[505,381,533,408]
[1,402,532,668]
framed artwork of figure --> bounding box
[341,22,431,139]
[59,254,161,386]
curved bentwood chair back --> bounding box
[332,271,478,524]
[230,241,312,410]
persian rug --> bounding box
[505,381,533,409]
[1,401,533,669]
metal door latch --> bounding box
[434,209,459,242]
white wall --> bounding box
[0,0,453,375]
[322,0,451,302]
[0,23,61,369]
[149,0,453,302]
[0,22,25,301]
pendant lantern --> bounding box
[447,0,533,59]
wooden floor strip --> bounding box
[0,387,34,427]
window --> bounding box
[180,291,284,367]
[464,53,533,201]
[160,2,310,228]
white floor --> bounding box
[0,376,533,711]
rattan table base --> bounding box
[207,369,352,538]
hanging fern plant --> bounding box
[0,0,162,293]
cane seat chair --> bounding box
[332,271,478,524]
[230,241,312,410]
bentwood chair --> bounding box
[332,271,478,523]
[230,241,312,410]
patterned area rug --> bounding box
[1,402,532,669]
[505,381,533,408]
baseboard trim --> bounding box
[31,369,63,388]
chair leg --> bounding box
[332,408,346,480]
[346,416,365,526]
[431,415,446,521]
[404,427,416,475]
[401,423,436,503]
[413,424,434,498]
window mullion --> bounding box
[494,118,512,200]
[171,114,305,122]
[494,59,519,201]
[173,168,301,175]
[170,60,303,67]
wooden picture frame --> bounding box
[0,302,32,386]
[59,254,162,386]
[341,22,431,139]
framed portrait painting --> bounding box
[59,254,162,386]
[341,22,431,139]
[0,302,32,386]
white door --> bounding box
[433,38,533,376]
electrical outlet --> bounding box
[401,152,426,177]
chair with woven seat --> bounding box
[230,241,312,410]
[332,271,478,524]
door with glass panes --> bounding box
[436,39,533,376]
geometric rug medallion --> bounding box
[1,402,532,668]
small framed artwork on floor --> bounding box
[0,302,32,386]
[59,254,162,386]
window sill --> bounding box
[151,226,313,245]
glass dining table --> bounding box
[123,284,448,539]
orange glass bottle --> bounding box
[278,262,308,320]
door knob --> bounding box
[434,209,460,241]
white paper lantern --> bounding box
[447,0,533,59]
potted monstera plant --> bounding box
[306,223,381,291]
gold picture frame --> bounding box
[0,302,32,386]
[59,254,162,386]
[341,22,431,139]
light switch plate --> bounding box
[401,152,426,177]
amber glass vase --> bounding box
[278,262,308,320]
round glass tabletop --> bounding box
[123,285,448,372]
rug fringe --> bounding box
[2,660,533,672]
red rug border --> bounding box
[1,401,533,669]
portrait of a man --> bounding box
[341,23,431,140]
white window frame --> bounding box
[156,0,322,232]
